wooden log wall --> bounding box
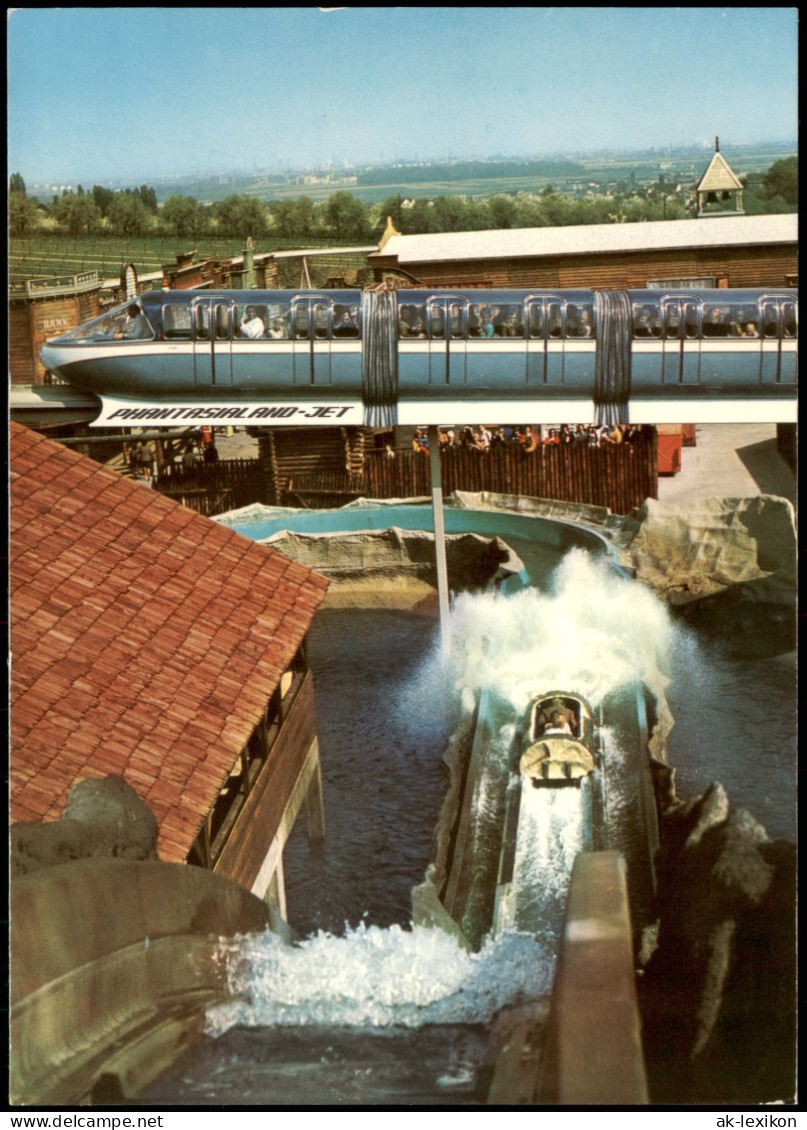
[155,434,658,518]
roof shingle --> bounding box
[10,422,328,861]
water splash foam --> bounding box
[207,923,552,1035]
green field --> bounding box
[8,235,367,286]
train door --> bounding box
[545,297,565,385]
[526,299,547,385]
[291,296,332,386]
[759,296,798,385]
[192,296,234,388]
[661,297,700,385]
[427,296,467,387]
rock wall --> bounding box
[639,767,796,1105]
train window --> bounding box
[567,303,594,338]
[215,304,231,341]
[449,303,464,340]
[495,304,524,337]
[399,303,427,339]
[783,301,797,338]
[547,302,563,338]
[194,305,211,341]
[266,302,291,340]
[333,304,359,338]
[237,304,267,339]
[702,303,732,337]
[683,302,699,339]
[633,302,662,338]
[430,306,445,340]
[294,306,310,339]
[162,305,192,339]
[527,304,544,338]
[313,303,329,339]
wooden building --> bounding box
[368,214,797,291]
[10,422,329,914]
[9,273,103,386]
[694,139,745,217]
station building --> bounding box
[368,213,797,291]
[10,421,329,914]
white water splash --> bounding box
[445,548,672,715]
[207,923,552,1035]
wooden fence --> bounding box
[154,458,266,517]
[289,434,658,515]
[155,435,658,518]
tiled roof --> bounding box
[10,422,329,862]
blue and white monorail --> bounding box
[39,286,797,426]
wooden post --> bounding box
[428,426,451,654]
[304,741,326,843]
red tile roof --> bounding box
[10,422,329,862]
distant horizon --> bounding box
[14,137,799,196]
[9,8,797,187]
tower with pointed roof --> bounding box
[695,137,745,216]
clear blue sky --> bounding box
[7,7,798,186]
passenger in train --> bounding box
[239,306,266,339]
[499,308,524,336]
[115,304,152,340]
[567,306,594,338]
[333,308,359,337]
[479,307,496,337]
[267,316,288,339]
[633,306,662,338]
[702,307,731,337]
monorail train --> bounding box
[39,286,797,427]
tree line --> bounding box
[8,157,797,241]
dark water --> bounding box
[283,609,453,937]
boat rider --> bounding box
[542,709,573,736]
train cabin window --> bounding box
[566,303,594,338]
[684,302,699,339]
[783,301,797,338]
[162,305,192,339]
[314,303,329,339]
[527,304,544,339]
[294,306,310,339]
[333,303,359,338]
[495,304,524,337]
[702,303,733,337]
[430,305,445,340]
[236,304,268,339]
[266,301,291,340]
[194,305,211,341]
[449,303,465,340]
[547,302,563,338]
[633,302,662,338]
[215,304,232,341]
[399,303,428,339]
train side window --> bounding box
[683,301,699,339]
[783,301,797,338]
[547,302,563,338]
[527,304,544,338]
[567,303,594,338]
[496,304,524,337]
[162,305,192,339]
[333,303,359,338]
[702,303,732,337]
[294,306,310,339]
[194,305,211,341]
[449,303,465,339]
[267,302,291,339]
[313,303,329,340]
[399,302,428,338]
[633,302,662,338]
[430,306,445,340]
[761,302,779,338]
[215,304,231,341]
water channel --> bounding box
[142,503,796,1107]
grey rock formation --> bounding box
[11,775,159,875]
